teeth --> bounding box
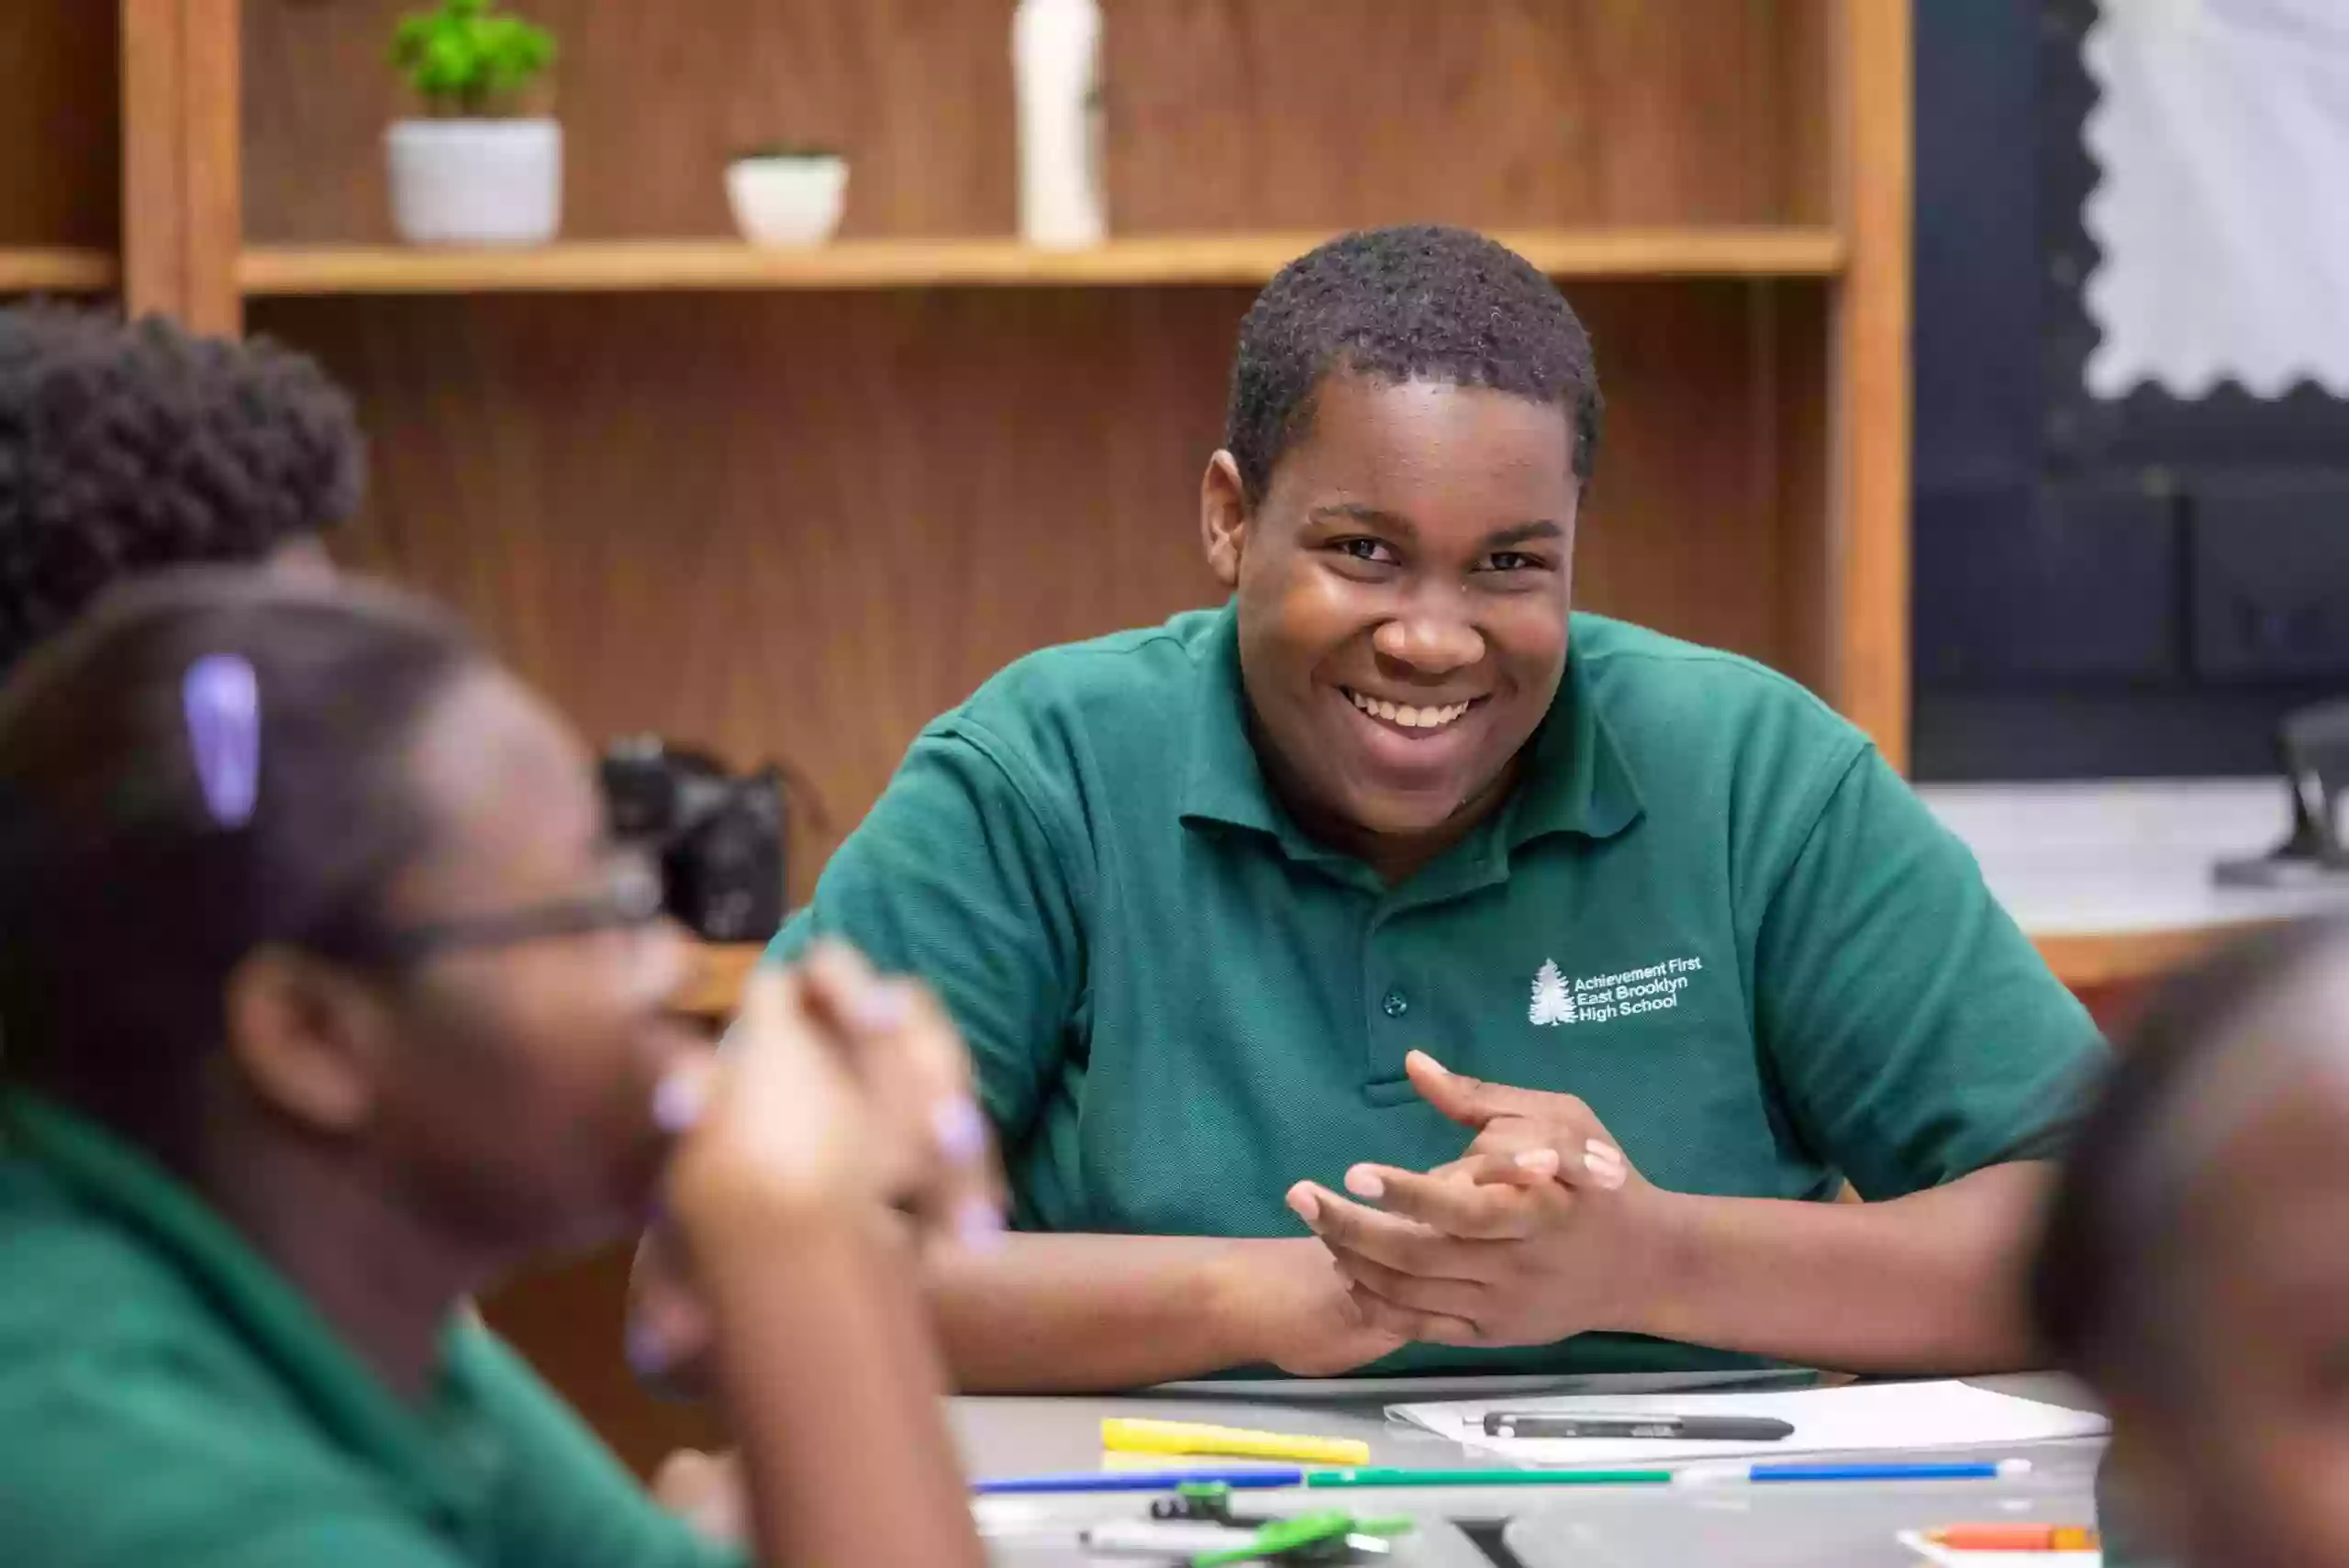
[1348,690,1472,730]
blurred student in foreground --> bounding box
[0,303,356,670]
[0,573,991,1568]
[2034,917,2349,1568]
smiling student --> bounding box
[691,226,2107,1389]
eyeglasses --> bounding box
[371,851,669,968]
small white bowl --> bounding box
[725,154,848,247]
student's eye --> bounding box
[1332,538,1399,566]
[1483,550,1544,573]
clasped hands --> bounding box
[1282,1049,1678,1354]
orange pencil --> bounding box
[1925,1525,2100,1551]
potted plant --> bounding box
[725,144,850,248]
[385,0,560,247]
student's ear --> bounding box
[1199,450,1252,590]
[220,947,395,1136]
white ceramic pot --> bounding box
[385,118,562,247]
[726,155,849,247]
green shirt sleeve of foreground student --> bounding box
[0,1098,740,1568]
[0,1286,740,1568]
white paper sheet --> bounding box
[1898,1530,2101,1567]
[1385,1381,2109,1468]
[2083,0,2349,398]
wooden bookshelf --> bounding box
[0,248,119,293]
[239,228,1848,296]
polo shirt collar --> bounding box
[1177,603,1643,858]
[0,1091,501,1529]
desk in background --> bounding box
[1920,777,2348,1017]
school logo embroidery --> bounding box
[1529,954,1703,1026]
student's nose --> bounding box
[1372,599,1486,675]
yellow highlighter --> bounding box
[1100,1418,1372,1466]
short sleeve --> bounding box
[1752,748,2110,1200]
[769,725,1085,1150]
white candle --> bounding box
[1014,0,1107,250]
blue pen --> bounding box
[1681,1458,2034,1485]
[971,1466,1306,1496]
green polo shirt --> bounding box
[774,605,2106,1374]
[0,1093,737,1568]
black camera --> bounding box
[598,737,787,943]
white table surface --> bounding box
[1920,776,2347,938]
[954,1374,2106,1566]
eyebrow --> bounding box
[1308,503,1565,549]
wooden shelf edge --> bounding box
[0,248,121,294]
[239,228,1848,297]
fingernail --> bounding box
[955,1195,1007,1252]
[851,984,911,1033]
[650,1070,707,1135]
[1409,1050,1449,1076]
[1344,1167,1386,1200]
[1286,1186,1320,1225]
[1585,1151,1628,1190]
[1586,1139,1622,1163]
[626,1318,675,1377]
[1514,1148,1561,1174]
[932,1096,989,1165]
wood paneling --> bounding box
[1778,0,1836,227]
[255,279,1803,895]
[0,1,120,249]
[121,0,188,318]
[184,0,245,336]
[241,0,1833,245]
[243,0,1021,243]
[1105,0,1809,231]
[1827,0,1913,765]
[1774,280,1835,715]
[122,0,244,334]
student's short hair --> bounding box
[2031,917,2349,1396]
[0,571,477,1156]
[1221,225,1604,504]
[0,306,363,672]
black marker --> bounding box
[1481,1412,1796,1442]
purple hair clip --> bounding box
[183,653,260,828]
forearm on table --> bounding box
[1639,1162,2054,1375]
[928,1232,1264,1393]
[697,1215,983,1568]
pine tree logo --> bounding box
[1529,959,1576,1027]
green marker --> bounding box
[1190,1510,1412,1567]
[1307,1466,1675,1488]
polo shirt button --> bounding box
[1382,990,1408,1018]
